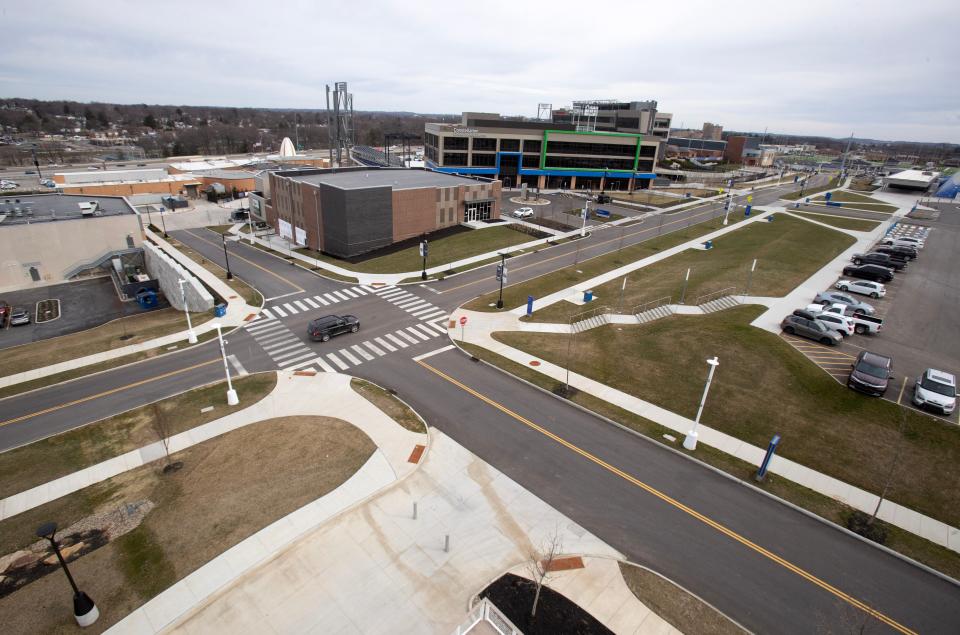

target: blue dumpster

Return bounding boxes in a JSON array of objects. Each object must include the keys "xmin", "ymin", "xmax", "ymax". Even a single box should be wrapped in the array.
[
  {"xmin": 825, "ymin": 191, "xmax": 832, "ymax": 201},
  {"xmin": 214, "ymin": 303, "xmax": 227, "ymax": 317},
  {"xmin": 703, "ymin": 240, "xmax": 713, "ymax": 249},
  {"xmin": 136, "ymin": 289, "xmax": 158, "ymax": 309},
  {"xmin": 583, "ymin": 290, "xmax": 594, "ymax": 303}
]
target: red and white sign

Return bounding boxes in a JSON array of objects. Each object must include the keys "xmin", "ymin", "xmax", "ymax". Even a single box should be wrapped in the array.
[{"xmin": 459, "ymin": 316, "xmax": 468, "ymax": 326}]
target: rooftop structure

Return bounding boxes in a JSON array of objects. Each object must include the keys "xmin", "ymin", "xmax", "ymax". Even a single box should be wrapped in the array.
[
  {"xmin": 883, "ymin": 169, "xmax": 941, "ymax": 191},
  {"xmin": 280, "ymin": 167, "xmax": 485, "ymax": 190},
  {"xmin": 0, "ymin": 193, "xmax": 136, "ymax": 226},
  {"xmin": 167, "ymin": 158, "xmax": 255, "ymax": 173}
]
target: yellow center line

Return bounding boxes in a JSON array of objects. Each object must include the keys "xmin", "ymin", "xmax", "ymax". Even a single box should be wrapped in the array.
[
  {"xmin": 185, "ymin": 229, "xmax": 305, "ymax": 293},
  {"xmin": 442, "ymin": 203, "xmax": 726, "ymax": 294},
  {"xmin": 415, "ymin": 358, "xmax": 917, "ymax": 635},
  {"xmin": 0, "ymin": 359, "xmax": 220, "ymax": 429}
]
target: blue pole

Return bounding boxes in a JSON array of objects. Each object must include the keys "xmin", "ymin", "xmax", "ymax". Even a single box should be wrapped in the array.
[{"xmin": 756, "ymin": 434, "xmax": 781, "ymax": 481}]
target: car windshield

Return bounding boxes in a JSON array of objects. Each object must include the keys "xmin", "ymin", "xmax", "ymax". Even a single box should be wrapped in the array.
[
  {"xmin": 857, "ymin": 360, "xmax": 889, "ymax": 379},
  {"xmin": 921, "ymin": 377, "xmax": 956, "ymax": 397}
]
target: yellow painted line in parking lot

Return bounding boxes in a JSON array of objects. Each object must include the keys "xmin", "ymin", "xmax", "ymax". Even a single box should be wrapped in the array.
[{"xmin": 415, "ymin": 358, "xmax": 918, "ymax": 635}]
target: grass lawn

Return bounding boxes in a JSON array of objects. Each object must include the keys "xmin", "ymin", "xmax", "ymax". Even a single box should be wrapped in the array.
[
  {"xmin": 464, "ymin": 208, "xmax": 752, "ymax": 312},
  {"xmin": 524, "ymin": 214, "xmax": 855, "ymax": 323},
  {"xmin": 206, "ymin": 224, "xmax": 234, "ymax": 235},
  {"xmin": 810, "ymin": 190, "xmax": 898, "ymax": 213},
  {"xmin": 619, "ymin": 562, "xmax": 746, "ymax": 635},
  {"xmin": 611, "ymin": 191, "xmax": 688, "ymax": 207},
  {"xmin": 294, "ymin": 225, "xmax": 533, "ymax": 274},
  {"xmin": 351, "ymin": 378, "xmax": 427, "ymax": 433},
  {"xmin": 0, "ymin": 415, "xmax": 374, "ymax": 633},
  {"xmin": 164, "ymin": 237, "xmax": 264, "ymax": 307},
  {"xmin": 652, "ymin": 187, "xmax": 721, "ymax": 198},
  {"xmin": 493, "ymin": 306, "xmax": 960, "ymax": 528},
  {"xmin": 781, "ymin": 176, "xmax": 841, "ymax": 201},
  {"xmin": 460, "ymin": 342, "xmax": 960, "ymax": 579},
  {"xmin": 790, "ymin": 212, "xmax": 881, "ymax": 232},
  {"xmin": 0, "ymin": 308, "xmax": 212, "ymax": 377},
  {"xmin": 0, "ymin": 373, "xmax": 278, "ymax": 499}
]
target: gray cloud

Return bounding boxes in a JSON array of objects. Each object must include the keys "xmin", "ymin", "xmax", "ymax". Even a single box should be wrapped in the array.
[{"xmin": 0, "ymin": 0, "xmax": 958, "ymax": 142}]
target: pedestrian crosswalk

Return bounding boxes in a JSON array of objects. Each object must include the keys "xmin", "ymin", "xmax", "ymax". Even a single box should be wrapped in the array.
[
  {"xmin": 245, "ymin": 311, "xmax": 451, "ymax": 374},
  {"xmin": 370, "ymin": 286, "xmax": 449, "ymax": 326},
  {"xmin": 254, "ymin": 285, "xmax": 374, "ymax": 321}
]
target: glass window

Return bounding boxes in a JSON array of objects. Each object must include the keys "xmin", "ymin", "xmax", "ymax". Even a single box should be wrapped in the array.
[
  {"xmin": 443, "ymin": 152, "xmax": 467, "ymax": 166},
  {"xmin": 523, "ymin": 140, "xmax": 541, "ymax": 153},
  {"xmin": 471, "ymin": 153, "xmax": 496, "ymax": 166},
  {"xmin": 443, "ymin": 136, "xmax": 468, "ymax": 150},
  {"xmin": 473, "ymin": 138, "xmax": 496, "ymax": 151},
  {"xmin": 500, "ymin": 139, "xmax": 520, "ymax": 152}
]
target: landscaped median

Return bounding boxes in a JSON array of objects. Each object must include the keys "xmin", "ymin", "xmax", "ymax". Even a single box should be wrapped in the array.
[
  {"xmin": 0, "ymin": 371, "xmax": 429, "ymax": 633},
  {"xmin": 787, "ymin": 211, "xmax": 881, "ymax": 232},
  {"xmin": 808, "ymin": 190, "xmax": 898, "ymax": 213},
  {"xmin": 780, "ymin": 175, "xmax": 841, "ymax": 201},
  {"xmin": 470, "ymin": 305, "xmax": 960, "ymax": 577}
]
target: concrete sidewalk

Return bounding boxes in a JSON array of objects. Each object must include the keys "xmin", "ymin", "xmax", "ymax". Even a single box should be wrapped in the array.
[
  {"xmin": 0, "ymin": 229, "xmax": 258, "ymax": 392},
  {"xmin": 141, "ymin": 431, "xmax": 652, "ymax": 635},
  {"xmin": 0, "ymin": 372, "xmax": 425, "ymax": 522}
]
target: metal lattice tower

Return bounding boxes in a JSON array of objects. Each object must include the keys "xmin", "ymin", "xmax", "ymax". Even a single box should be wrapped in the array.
[
  {"xmin": 537, "ymin": 103, "xmax": 553, "ymax": 121},
  {"xmin": 326, "ymin": 82, "xmax": 355, "ymax": 166}
]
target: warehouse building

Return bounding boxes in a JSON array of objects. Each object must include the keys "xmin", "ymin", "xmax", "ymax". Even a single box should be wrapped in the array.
[
  {"xmin": 424, "ymin": 100, "xmax": 667, "ymax": 191},
  {"xmin": 265, "ymin": 167, "xmax": 500, "ymax": 258}
]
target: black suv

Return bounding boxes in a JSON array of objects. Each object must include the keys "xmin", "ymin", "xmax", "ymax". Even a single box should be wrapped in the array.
[
  {"xmin": 842, "ymin": 263, "xmax": 894, "ymax": 283},
  {"xmin": 851, "ymin": 252, "xmax": 906, "ymax": 271},
  {"xmin": 874, "ymin": 244, "xmax": 917, "ymax": 261},
  {"xmin": 848, "ymin": 350, "xmax": 893, "ymax": 396},
  {"xmin": 307, "ymin": 315, "xmax": 359, "ymax": 342}
]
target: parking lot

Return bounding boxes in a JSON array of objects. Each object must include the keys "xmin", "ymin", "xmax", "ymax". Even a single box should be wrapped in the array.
[
  {"xmin": 499, "ymin": 190, "xmax": 649, "ymax": 229},
  {"xmin": 0, "ymin": 277, "xmax": 169, "ymax": 349},
  {"xmin": 781, "ymin": 217, "xmax": 960, "ymax": 423}
]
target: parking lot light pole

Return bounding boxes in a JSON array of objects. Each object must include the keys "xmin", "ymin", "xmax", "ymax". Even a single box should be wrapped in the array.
[
  {"xmin": 177, "ymin": 278, "xmax": 198, "ymax": 344},
  {"xmin": 159, "ymin": 207, "xmax": 169, "ymax": 237},
  {"xmin": 683, "ymin": 357, "xmax": 719, "ymax": 451},
  {"xmin": 580, "ymin": 200, "xmax": 589, "ymax": 238},
  {"xmin": 495, "ymin": 253, "xmax": 507, "ymax": 309},
  {"xmin": 220, "ymin": 233, "xmax": 234, "ymax": 280},
  {"xmin": 420, "ymin": 238, "xmax": 428, "ymax": 281},
  {"xmin": 213, "ymin": 323, "xmax": 239, "ymax": 406},
  {"xmin": 36, "ymin": 522, "xmax": 99, "ymax": 627}
]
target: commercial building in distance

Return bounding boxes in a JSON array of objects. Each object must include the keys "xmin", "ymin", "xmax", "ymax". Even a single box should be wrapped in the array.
[
  {"xmin": 264, "ymin": 167, "xmax": 499, "ymax": 258},
  {"xmin": 724, "ymin": 136, "xmax": 776, "ymax": 167},
  {"xmin": 424, "ymin": 99, "xmax": 669, "ymax": 191},
  {"xmin": 883, "ymin": 169, "xmax": 940, "ymax": 191}
]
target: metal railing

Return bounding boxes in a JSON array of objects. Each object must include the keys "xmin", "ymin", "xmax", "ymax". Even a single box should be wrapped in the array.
[
  {"xmin": 694, "ymin": 286, "xmax": 737, "ymax": 306},
  {"xmin": 570, "ymin": 304, "xmax": 611, "ymax": 332},
  {"xmin": 451, "ymin": 598, "xmax": 523, "ymax": 635},
  {"xmin": 631, "ymin": 296, "xmax": 671, "ymax": 316}
]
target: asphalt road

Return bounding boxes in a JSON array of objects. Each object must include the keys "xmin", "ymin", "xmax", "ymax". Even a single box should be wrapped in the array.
[{"xmin": 3, "ymin": 173, "xmax": 958, "ymax": 632}]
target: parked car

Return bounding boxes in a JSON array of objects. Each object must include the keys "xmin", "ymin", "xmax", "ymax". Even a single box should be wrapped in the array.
[
  {"xmin": 807, "ymin": 303, "xmax": 883, "ymax": 335},
  {"xmin": 842, "ymin": 263, "xmax": 894, "ymax": 283},
  {"xmin": 307, "ymin": 315, "xmax": 359, "ymax": 342},
  {"xmin": 913, "ymin": 369, "xmax": 956, "ymax": 415},
  {"xmin": 851, "ymin": 252, "xmax": 907, "ymax": 271},
  {"xmin": 595, "ymin": 193, "xmax": 611, "ymax": 204},
  {"xmin": 797, "ymin": 306, "xmax": 854, "ymax": 336},
  {"xmin": 881, "ymin": 235, "xmax": 924, "ymax": 249},
  {"xmin": 847, "ymin": 351, "xmax": 893, "ymax": 396},
  {"xmin": 86, "ymin": 166, "xmax": 100, "ymax": 170},
  {"xmin": 512, "ymin": 207, "xmax": 534, "ymax": 219},
  {"xmin": 834, "ymin": 279, "xmax": 885, "ymax": 299},
  {"xmin": 814, "ymin": 290, "xmax": 875, "ymax": 315},
  {"xmin": 24, "ymin": 170, "xmax": 35, "ymax": 175},
  {"xmin": 9, "ymin": 307, "xmax": 31, "ymax": 326},
  {"xmin": 0, "ymin": 300, "xmax": 9, "ymax": 326},
  {"xmin": 781, "ymin": 313, "xmax": 842, "ymax": 346},
  {"xmin": 137, "ymin": 163, "xmax": 147, "ymax": 167},
  {"xmin": 874, "ymin": 244, "xmax": 917, "ymax": 261}
]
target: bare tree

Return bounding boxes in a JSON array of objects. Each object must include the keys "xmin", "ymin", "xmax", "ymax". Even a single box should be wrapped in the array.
[
  {"xmin": 151, "ymin": 403, "xmax": 181, "ymax": 473},
  {"xmin": 526, "ymin": 529, "xmax": 563, "ymax": 619}
]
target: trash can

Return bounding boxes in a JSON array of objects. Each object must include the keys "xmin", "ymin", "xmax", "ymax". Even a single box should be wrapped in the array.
[
  {"xmin": 136, "ymin": 290, "xmax": 158, "ymax": 309},
  {"xmin": 583, "ymin": 290, "xmax": 594, "ymax": 303},
  {"xmin": 214, "ymin": 303, "xmax": 227, "ymax": 317},
  {"xmin": 703, "ymin": 240, "xmax": 713, "ymax": 249},
  {"xmin": 744, "ymin": 205, "xmax": 752, "ymax": 217}
]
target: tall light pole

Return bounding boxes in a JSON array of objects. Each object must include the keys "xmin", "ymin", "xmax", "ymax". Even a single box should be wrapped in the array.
[
  {"xmin": 220, "ymin": 233, "xmax": 233, "ymax": 280},
  {"xmin": 159, "ymin": 206, "xmax": 169, "ymax": 237},
  {"xmin": 580, "ymin": 200, "xmax": 590, "ymax": 238},
  {"xmin": 495, "ymin": 253, "xmax": 507, "ymax": 309},
  {"xmin": 722, "ymin": 178, "xmax": 734, "ymax": 225},
  {"xmin": 420, "ymin": 237, "xmax": 428, "ymax": 281},
  {"xmin": 177, "ymin": 278, "xmax": 198, "ymax": 344},
  {"xmin": 683, "ymin": 356, "xmax": 719, "ymax": 450},
  {"xmin": 36, "ymin": 522, "xmax": 99, "ymax": 627},
  {"xmin": 213, "ymin": 323, "xmax": 239, "ymax": 405}
]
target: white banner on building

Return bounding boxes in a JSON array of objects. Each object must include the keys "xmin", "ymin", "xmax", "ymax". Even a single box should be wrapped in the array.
[
  {"xmin": 295, "ymin": 226, "xmax": 307, "ymax": 246},
  {"xmin": 278, "ymin": 219, "xmax": 293, "ymax": 240}
]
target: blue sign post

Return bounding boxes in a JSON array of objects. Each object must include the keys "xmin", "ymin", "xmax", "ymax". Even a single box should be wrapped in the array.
[
  {"xmin": 526, "ymin": 296, "xmax": 534, "ymax": 316},
  {"xmin": 596, "ymin": 209, "xmax": 611, "ymax": 219},
  {"xmin": 755, "ymin": 434, "xmax": 781, "ymax": 482}
]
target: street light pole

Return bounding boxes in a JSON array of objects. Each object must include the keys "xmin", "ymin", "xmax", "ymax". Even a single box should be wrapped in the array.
[
  {"xmin": 420, "ymin": 237, "xmax": 428, "ymax": 281},
  {"xmin": 213, "ymin": 323, "xmax": 239, "ymax": 405},
  {"xmin": 178, "ymin": 278, "xmax": 198, "ymax": 344},
  {"xmin": 36, "ymin": 522, "xmax": 99, "ymax": 627},
  {"xmin": 220, "ymin": 233, "xmax": 233, "ymax": 280},
  {"xmin": 495, "ymin": 253, "xmax": 507, "ymax": 309},
  {"xmin": 683, "ymin": 356, "xmax": 720, "ymax": 450},
  {"xmin": 159, "ymin": 206, "xmax": 168, "ymax": 237},
  {"xmin": 745, "ymin": 259, "xmax": 757, "ymax": 296},
  {"xmin": 580, "ymin": 200, "xmax": 589, "ymax": 238}
]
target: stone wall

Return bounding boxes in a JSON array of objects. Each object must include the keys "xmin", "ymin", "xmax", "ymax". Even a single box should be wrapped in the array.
[{"xmin": 143, "ymin": 242, "xmax": 214, "ymax": 312}]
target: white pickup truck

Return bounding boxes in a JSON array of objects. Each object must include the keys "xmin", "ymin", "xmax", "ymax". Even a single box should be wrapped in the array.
[{"xmin": 806, "ymin": 303, "xmax": 883, "ymax": 335}]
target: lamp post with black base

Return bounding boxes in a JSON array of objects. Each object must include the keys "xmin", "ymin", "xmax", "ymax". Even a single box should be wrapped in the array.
[{"xmin": 36, "ymin": 522, "xmax": 99, "ymax": 627}]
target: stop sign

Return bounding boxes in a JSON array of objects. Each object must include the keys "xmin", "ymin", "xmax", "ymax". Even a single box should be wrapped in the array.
[{"xmin": 459, "ymin": 316, "xmax": 468, "ymax": 326}]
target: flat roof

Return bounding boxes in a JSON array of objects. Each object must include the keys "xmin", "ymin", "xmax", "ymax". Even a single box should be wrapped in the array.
[
  {"xmin": 284, "ymin": 168, "xmax": 487, "ymax": 190},
  {"xmin": 0, "ymin": 194, "xmax": 136, "ymax": 227},
  {"xmin": 885, "ymin": 169, "xmax": 940, "ymax": 184}
]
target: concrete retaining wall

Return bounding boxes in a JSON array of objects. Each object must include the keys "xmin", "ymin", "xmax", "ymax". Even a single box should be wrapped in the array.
[{"xmin": 143, "ymin": 242, "xmax": 214, "ymax": 312}]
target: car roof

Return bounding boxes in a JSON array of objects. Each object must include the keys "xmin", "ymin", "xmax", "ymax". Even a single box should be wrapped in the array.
[
  {"xmin": 925, "ymin": 369, "xmax": 956, "ymax": 386},
  {"xmin": 860, "ymin": 351, "xmax": 892, "ymax": 366}
]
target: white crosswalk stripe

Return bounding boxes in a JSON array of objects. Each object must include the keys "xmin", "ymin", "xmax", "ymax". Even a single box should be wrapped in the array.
[
  {"xmin": 413, "ymin": 323, "xmax": 439, "ymax": 338},
  {"xmin": 332, "ymin": 290, "xmax": 350, "ymax": 301},
  {"xmin": 350, "ymin": 286, "xmax": 368, "ymax": 295},
  {"xmin": 312, "ymin": 357, "xmax": 336, "ymax": 372},
  {"xmin": 395, "ymin": 298, "xmax": 422, "ymax": 308},
  {"xmin": 282, "ymin": 302, "xmax": 299, "ymax": 314},
  {"xmin": 326, "ymin": 353, "xmax": 350, "ymax": 370},
  {"xmin": 417, "ymin": 309, "xmax": 446, "ymax": 320},
  {"xmin": 262, "ymin": 340, "xmax": 303, "ymax": 354},
  {"xmin": 374, "ymin": 337, "xmax": 396, "ymax": 352},
  {"xmin": 340, "ymin": 288, "xmax": 359, "ymax": 298},
  {"xmin": 385, "ymin": 333, "xmax": 409, "ymax": 348},
  {"xmin": 425, "ymin": 320, "xmax": 449, "ymax": 334},
  {"xmin": 294, "ymin": 300, "xmax": 310, "ymax": 311},
  {"xmin": 259, "ymin": 308, "xmax": 275, "ymax": 319},
  {"xmin": 405, "ymin": 326, "xmax": 431, "ymax": 342},
  {"xmin": 274, "ymin": 346, "xmax": 313, "ymax": 361},
  {"xmin": 338, "ymin": 348, "xmax": 363, "ymax": 365},
  {"xmin": 397, "ymin": 330, "xmax": 420, "ymax": 345},
  {"xmin": 246, "ymin": 320, "xmax": 282, "ymax": 333},
  {"xmin": 271, "ymin": 305, "xmax": 288, "ymax": 317},
  {"xmin": 410, "ymin": 306, "xmax": 439, "ymax": 317},
  {"xmin": 362, "ymin": 341, "xmax": 385, "ymax": 356},
  {"xmin": 303, "ymin": 297, "xmax": 320, "ymax": 309},
  {"xmin": 254, "ymin": 332, "xmax": 292, "ymax": 346},
  {"xmin": 313, "ymin": 295, "xmax": 329, "ymax": 306},
  {"xmin": 278, "ymin": 352, "xmax": 316, "ymax": 367},
  {"xmin": 351, "ymin": 344, "xmax": 374, "ymax": 361},
  {"xmin": 323, "ymin": 293, "xmax": 339, "ymax": 304}
]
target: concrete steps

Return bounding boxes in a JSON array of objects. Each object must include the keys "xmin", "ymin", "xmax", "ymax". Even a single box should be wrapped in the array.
[
  {"xmin": 699, "ymin": 295, "xmax": 740, "ymax": 313},
  {"xmin": 572, "ymin": 313, "xmax": 609, "ymax": 333},
  {"xmin": 635, "ymin": 305, "xmax": 674, "ymax": 324}
]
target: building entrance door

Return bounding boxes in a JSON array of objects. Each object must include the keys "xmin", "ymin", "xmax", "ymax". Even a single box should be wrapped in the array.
[{"xmin": 464, "ymin": 200, "xmax": 492, "ymax": 222}]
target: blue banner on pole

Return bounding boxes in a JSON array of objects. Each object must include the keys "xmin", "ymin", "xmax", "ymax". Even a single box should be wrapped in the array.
[
  {"xmin": 596, "ymin": 209, "xmax": 611, "ymax": 218},
  {"xmin": 756, "ymin": 434, "xmax": 781, "ymax": 481}
]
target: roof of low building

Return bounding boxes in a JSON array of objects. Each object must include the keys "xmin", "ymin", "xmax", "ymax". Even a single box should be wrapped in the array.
[
  {"xmin": 885, "ymin": 169, "xmax": 940, "ymax": 184},
  {"xmin": 199, "ymin": 169, "xmax": 258, "ymax": 180},
  {"xmin": 281, "ymin": 168, "xmax": 489, "ymax": 190},
  {"xmin": 0, "ymin": 194, "xmax": 137, "ymax": 227}
]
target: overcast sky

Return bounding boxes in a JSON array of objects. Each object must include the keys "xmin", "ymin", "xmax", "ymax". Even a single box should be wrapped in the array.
[{"xmin": 1, "ymin": 0, "xmax": 958, "ymax": 143}]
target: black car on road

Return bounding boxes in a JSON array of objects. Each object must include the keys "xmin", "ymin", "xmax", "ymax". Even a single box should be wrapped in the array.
[
  {"xmin": 848, "ymin": 350, "xmax": 893, "ymax": 397},
  {"xmin": 851, "ymin": 252, "xmax": 906, "ymax": 271},
  {"xmin": 308, "ymin": 315, "xmax": 359, "ymax": 342},
  {"xmin": 842, "ymin": 263, "xmax": 894, "ymax": 283}
]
